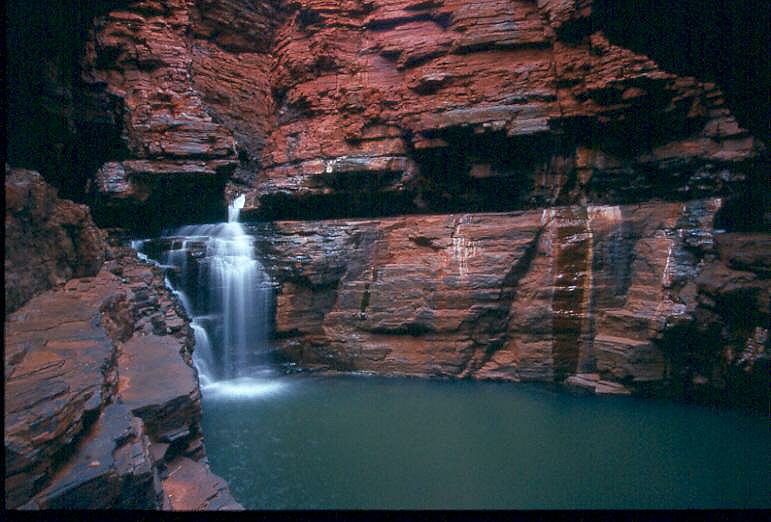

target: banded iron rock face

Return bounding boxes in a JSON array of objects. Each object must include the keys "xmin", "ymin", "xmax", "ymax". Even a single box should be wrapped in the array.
[
  {"xmin": 3, "ymin": 0, "xmax": 769, "ymax": 510},
  {"xmin": 256, "ymin": 0, "xmax": 760, "ymax": 217},
  {"xmin": 253, "ymin": 199, "xmax": 764, "ymax": 406},
  {"xmin": 79, "ymin": 0, "xmax": 761, "ymax": 222},
  {"xmin": 248, "ymin": 200, "xmax": 721, "ymax": 390},
  {"xmin": 5, "ymin": 167, "xmax": 107, "ymax": 315},
  {"xmin": 143, "ymin": 198, "xmax": 768, "ymax": 407},
  {"xmin": 4, "ymin": 246, "xmax": 242, "ymax": 510}
]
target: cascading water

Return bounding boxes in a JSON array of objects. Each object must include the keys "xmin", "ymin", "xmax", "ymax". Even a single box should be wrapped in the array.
[{"xmin": 134, "ymin": 195, "xmax": 284, "ymax": 398}]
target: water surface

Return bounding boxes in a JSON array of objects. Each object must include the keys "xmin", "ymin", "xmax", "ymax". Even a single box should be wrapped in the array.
[{"xmin": 200, "ymin": 374, "xmax": 769, "ymax": 509}]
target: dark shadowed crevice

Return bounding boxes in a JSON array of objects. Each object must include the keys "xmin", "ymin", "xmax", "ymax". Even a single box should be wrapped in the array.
[
  {"xmin": 592, "ymin": 1, "xmax": 769, "ymax": 233},
  {"xmin": 713, "ymin": 157, "xmax": 770, "ymax": 232},
  {"xmin": 5, "ymin": 0, "xmax": 127, "ymax": 202},
  {"xmin": 91, "ymin": 175, "xmax": 229, "ymax": 236},
  {"xmin": 593, "ymin": 0, "xmax": 769, "ymax": 145},
  {"xmin": 252, "ymin": 189, "xmax": 417, "ymax": 221}
]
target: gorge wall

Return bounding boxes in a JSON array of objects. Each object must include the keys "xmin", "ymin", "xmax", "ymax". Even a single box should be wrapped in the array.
[
  {"xmin": 5, "ymin": 3, "xmax": 769, "ymax": 500},
  {"xmin": 58, "ymin": 0, "xmax": 764, "ymax": 407},
  {"xmin": 5, "ymin": 0, "xmax": 769, "ymax": 509},
  {"xmin": 6, "ymin": 0, "xmax": 767, "ymax": 227},
  {"xmin": 144, "ymin": 197, "xmax": 767, "ymax": 409},
  {"xmin": 261, "ymin": 203, "xmax": 766, "ymax": 409}
]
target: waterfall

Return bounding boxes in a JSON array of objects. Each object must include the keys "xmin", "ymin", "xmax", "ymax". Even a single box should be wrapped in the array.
[
  {"xmin": 228, "ymin": 193, "xmax": 246, "ymax": 223},
  {"xmin": 138, "ymin": 196, "xmax": 277, "ymax": 393}
]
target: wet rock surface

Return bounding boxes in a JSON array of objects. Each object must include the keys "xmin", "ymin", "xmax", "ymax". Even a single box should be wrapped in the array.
[
  {"xmin": 236, "ymin": 199, "xmax": 765, "ymax": 409},
  {"xmin": 119, "ymin": 334, "xmax": 201, "ymax": 445},
  {"xmin": 657, "ymin": 231, "xmax": 770, "ymax": 409},
  {"xmin": 24, "ymin": 403, "xmax": 159, "ymax": 510},
  {"xmin": 5, "ymin": 237, "xmax": 242, "ymax": 510},
  {"xmin": 5, "ymin": 275, "xmax": 122, "ymax": 507},
  {"xmin": 162, "ymin": 456, "xmax": 242, "ymax": 511}
]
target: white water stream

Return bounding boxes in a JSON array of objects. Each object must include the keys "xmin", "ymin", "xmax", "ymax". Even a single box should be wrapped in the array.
[{"xmin": 134, "ymin": 196, "xmax": 285, "ymax": 398}]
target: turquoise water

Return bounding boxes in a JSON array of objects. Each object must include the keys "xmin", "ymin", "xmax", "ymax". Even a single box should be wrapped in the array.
[{"xmin": 199, "ymin": 374, "xmax": 770, "ymax": 509}]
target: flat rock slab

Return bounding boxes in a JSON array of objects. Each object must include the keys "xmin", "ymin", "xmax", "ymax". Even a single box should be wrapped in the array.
[
  {"xmin": 162, "ymin": 457, "xmax": 242, "ymax": 510},
  {"xmin": 27, "ymin": 403, "xmax": 159, "ymax": 509},
  {"xmin": 4, "ymin": 272, "xmax": 122, "ymax": 507},
  {"xmin": 118, "ymin": 334, "xmax": 200, "ymax": 441}
]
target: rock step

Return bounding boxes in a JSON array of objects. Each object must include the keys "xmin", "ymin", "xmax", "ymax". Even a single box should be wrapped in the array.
[
  {"xmin": 162, "ymin": 457, "xmax": 243, "ymax": 510},
  {"xmin": 118, "ymin": 334, "xmax": 200, "ymax": 442},
  {"xmin": 565, "ymin": 373, "xmax": 632, "ymax": 395},
  {"xmin": 593, "ymin": 334, "xmax": 651, "ymax": 351},
  {"xmin": 597, "ymin": 309, "xmax": 657, "ymax": 339},
  {"xmin": 23, "ymin": 404, "xmax": 160, "ymax": 510},
  {"xmin": 4, "ymin": 273, "xmax": 122, "ymax": 508},
  {"xmin": 5, "ymin": 247, "xmax": 242, "ymax": 510}
]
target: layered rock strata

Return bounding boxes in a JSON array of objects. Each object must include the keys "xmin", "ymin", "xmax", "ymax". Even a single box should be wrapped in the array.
[
  {"xmin": 81, "ymin": 0, "xmax": 277, "ymax": 229},
  {"xmin": 255, "ymin": 0, "xmax": 761, "ymax": 218},
  {"xmin": 231, "ymin": 198, "xmax": 762, "ymax": 408},
  {"xmin": 5, "ymin": 247, "xmax": 242, "ymax": 510},
  {"xmin": 5, "ymin": 0, "xmax": 766, "ymax": 406},
  {"xmin": 4, "ymin": 172, "xmax": 240, "ymax": 510},
  {"xmin": 69, "ymin": 0, "xmax": 762, "ymax": 225},
  {"xmin": 659, "ymin": 232, "xmax": 770, "ymax": 407},
  {"xmin": 5, "ymin": 0, "xmax": 767, "ymax": 510}
]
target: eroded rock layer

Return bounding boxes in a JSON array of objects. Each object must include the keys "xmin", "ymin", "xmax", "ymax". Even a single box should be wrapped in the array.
[
  {"xmin": 4, "ymin": 1, "xmax": 769, "ymax": 511},
  {"xmin": 65, "ymin": 0, "xmax": 762, "ymax": 225},
  {"xmin": 4, "ymin": 172, "xmax": 241, "ymax": 510},
  {"xmin": 5, "ymin": 167, "xmax": 107, "ymax": 315},
  {"xmin": 4, "ymin": 246, "xmax": 242, "ymax": 510},
  {"xmin": 255, "ymin": 0, "xmax": 761, "ymax": 218},
  {"xmin": 5, "ymin": 1, "xmax": 767, "ymax": 402}
]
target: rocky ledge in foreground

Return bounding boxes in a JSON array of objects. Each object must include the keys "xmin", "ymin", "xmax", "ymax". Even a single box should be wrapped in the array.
[
  {"xmin": 5, "ymin": 248, "xmax": 242, "ymax": 510},
  {"xmin": 4, "ymin": 169, "xmax": 240, "ymax": 510}
]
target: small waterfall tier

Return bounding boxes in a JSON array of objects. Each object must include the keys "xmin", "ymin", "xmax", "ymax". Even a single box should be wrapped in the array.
[{"xmin": 134, "ymin": 195, "xmax": 275, "ymax": 391}]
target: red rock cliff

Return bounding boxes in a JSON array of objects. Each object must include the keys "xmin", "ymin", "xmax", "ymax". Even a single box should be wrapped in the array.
[
  {"xmin": 76, "ymin": 0, "xmax": 762, "ymax": 223},
  {"xmin": 44, "ymin": 0, "xmax": 771, "ymax": 407},
  {"xmin": 6, "ymin": 1, "xmax": 769, "ymax": 413},
  {"xmin": 7, "ymin": 0, "xmax": 767, "ymax": 510}
]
